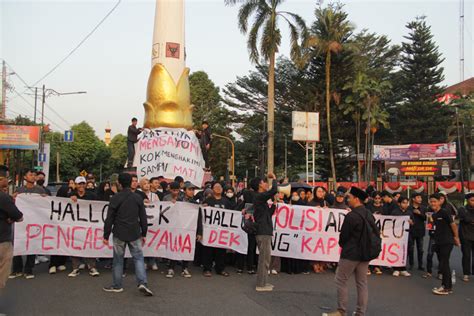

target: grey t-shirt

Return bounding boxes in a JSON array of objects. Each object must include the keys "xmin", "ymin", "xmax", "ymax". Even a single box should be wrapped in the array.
[{"xmin": 17, "ymin": 185, "xmax": 46, "ymax": 194}]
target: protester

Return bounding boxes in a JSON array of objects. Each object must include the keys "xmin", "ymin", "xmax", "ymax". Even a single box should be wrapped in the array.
[
  {"xmin": 391, "ymin": 197, "xmax": 413, "ymax": 277},
  {"xmin": 408, "ymin": 193, "xmax": 426, "ymax": 271},
  {"xmin": 309, "ymin": 186, "xmax": 329, "ymax": 207},
  {"xmin": 225, "ymin": 186, "xmax": 238, "ymax": 209},
  {"xmin": 68, "ymin": 176, "xmax": 100, "ymax": 277},
  {"xmin": 56, "ymin": 178, "xmax": 75, "ymax": 197},
  {"xmin": 439, "ymin": 191, "xmax": 458, "ymax": 216},
  {"xmin": 367, "ymin": 191, "xmax": 383, "ymax": 215},
  {"xmin": 381, "ymin": 191, "xmax": 398, "ymax": 215},
  {"xmin": 458, "ymin": 192, "xmax": 474, "ymax": 282},
  {"xmin": 324, "ymin": 187, "xmax": 378, "ymax": 316},
  {"xmin": 137, "ymin": 177, "xmax": 159, "ymax": 203},
  {"xmin": 10, "ymin": 169, "xmax": 46, "ymax": 280},
  {"xmin": 197, "ymin": 121, "xmax": 212, "ymax": 171},
  {"xmin": 97, "ymin": 182, "xmax": 115, "ymax": 202},
  {"xmin": 127, "ymin": 117, "xmax": 142, "ymax": 168},
  {"xmin": 0, "ymin": 166, "xmax": 23, "ymax": 289},
  {"xmin": 150, "ymin": 177, "xmax": 163, "ymax": 200},
  {"xmin": 429, "ymin": 193, "xmax": 460, "ymax": 295},
  {"xmin": 332, "ymin": 191, "xmax": 349, "ymax": 210},
  {"xmin": 130, "ymin": 175, "xmax": 139, "ymax": 192},
  {"xmin": 235, "ymin": 188, "xmax": 257, "ymax": 275},
  {"xmin": 35, "ymin": 171, "xmax": 51, "ymax": 196},
  {"xmin": 201, "ymin": 182, "xmax": 232, "ymax": 277},
  {"xmin": 423, "ymin": 204, "xmax": 440, "ymax": 279},
  {"xmin": 251, "ymin": 172, "xmax": 277, "ymax": 292},
  {"xmin": 102, "ymin": 173, "xmax": 152, "ymax": 296}
]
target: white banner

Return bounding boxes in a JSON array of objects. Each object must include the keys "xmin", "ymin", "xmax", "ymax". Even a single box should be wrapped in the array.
[
  {"xmin": 200, "ymin": 207, "xmax": 248, "ymax": 254},
  {"xmin": 13, "ymin": 195, "xmax": 199, "ymax": 261},
  {"xmin": 271, "ymin": 204, "xmax": 409, "ymax": 267},
  {"xmin": 136, "ymin": 128, "xmax": 205, "ymax": 186}
]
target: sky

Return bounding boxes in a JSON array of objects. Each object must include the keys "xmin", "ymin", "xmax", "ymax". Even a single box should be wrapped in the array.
[{"xmin": 1, "ymin": 0, "xmax": 473, "ymax": 139}]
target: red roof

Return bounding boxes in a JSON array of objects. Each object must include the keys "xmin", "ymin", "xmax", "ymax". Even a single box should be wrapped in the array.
[{"xmin": 444, "ymin": 77, "xmax": 474, "ymax": 95}]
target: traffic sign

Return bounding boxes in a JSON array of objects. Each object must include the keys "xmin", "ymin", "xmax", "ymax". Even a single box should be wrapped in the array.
[
  {"xmin": 38, "ymin": 153, "xmax": 46, "ymax": 162},
  {"xmin": 64, "ymin": 130, "xmax": 74, "ymax": 142},
  {"xmin": 34, "ymin": 166, "xmax": 43, "ymax": 171}
]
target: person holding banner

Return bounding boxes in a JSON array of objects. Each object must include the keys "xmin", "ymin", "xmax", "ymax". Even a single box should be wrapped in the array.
[
  {"xmin": 429, "ymin": 193, "xmax": 460, "ymax": 295},
  {"xmin": 68, "ymin": 176, "xmax": 100, "ymax": 278},
  {"xmin": 202, "ymin": 182, "xmax": 232, "ymax": 277},
  {"xmin": 391, "ymin": 197, "xmax": 413, "ymax": 277},
  {"xmin": 103, "ymin": 173, "xmax": 153, "ymax": 296},
  {"xmin": 250, "ymin": 172, "xmax": 277, "ymax": 292},
  {"xmin": 10, "ymin": 169, "xmax": 46, "ymax": 280},
  {"xmin": 0, "ymin": 166, "xmax": 23, "ymax": 289},
  {"xmin": 324, "ymin": 187, "xmax": 377, "ymax": 316}
]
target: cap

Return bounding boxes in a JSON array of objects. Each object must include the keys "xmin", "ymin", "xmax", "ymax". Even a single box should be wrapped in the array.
[
  {"xmin": 465, "ymin": 192, "xmax": 474, "ymax": 200},
  {"xmin": 169, "ymin": 181, "xmax": 180, "ymax": 190},
  {"xmin": 75, "ymin": 176, "xmax": 87, "ymax": 184},
  {"xmin": 184, "ymin": 181, "xmax": 198, "ymax": 190},
  {"xmin": 349, "ymin": 187, "xmax": 369, "ymax": 202},
  {"xmin": 336, "ymin": 191, "xmax": 345, "ymax": 197}
]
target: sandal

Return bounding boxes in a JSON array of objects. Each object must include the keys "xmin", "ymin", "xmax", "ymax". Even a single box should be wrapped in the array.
[
  {"xmin": 218, "ymin": 271, "xmax": 230, "ymax": 277},
  {"xmin": 203, "ymin": 271, "xmax": 212, "ymax": 277}
]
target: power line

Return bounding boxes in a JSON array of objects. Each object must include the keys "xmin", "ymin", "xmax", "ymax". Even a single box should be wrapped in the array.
[{"xmin": 29, "ymin": 0, "xmax": 122, "ymax": 87}]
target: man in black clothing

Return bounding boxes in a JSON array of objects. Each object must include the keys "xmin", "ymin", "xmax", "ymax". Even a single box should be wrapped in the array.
[
  {"xmin": 0, "ymin": 166, "xmax": 23, "ymax": 289},
  {"xmin": 381, "ymin": 191, "xmax": 398, "ymax": 215},
  {"xmin": 429, "ymin": 193, "xmax": 460, "ymax": 295},
  {"xmin": 127, "ymin": 117, "xmax": 142, "ymax": 168},
  {"xmin": 325, "ymin": 187, "xmax": 378, "ymax": 316},
  {"xmin": 408, "ymin": 193, "xmax": 426, "ymax": 270},
  {"xmin": 202, "ymin": 182, "xmax": 232, "ymax": 277},
  {"xmin": 197, "ymin": 121, "xmax": 212, "ymax": 170},
  {"xmin": 103, "ymin": 173, "xmax": 152, "ymax": 296},
  {"xmin": 250, "ymin": 173, "xmax": 277, "ymax": 292},
  {"xmin": 459, "ymin": 192, "xmax": 474, "ymax": 282}
]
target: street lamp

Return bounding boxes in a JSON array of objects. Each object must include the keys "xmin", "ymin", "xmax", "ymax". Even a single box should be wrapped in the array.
[{"xmin": 212, "ymin": 133, "xmax": 235, "ymax": 187}]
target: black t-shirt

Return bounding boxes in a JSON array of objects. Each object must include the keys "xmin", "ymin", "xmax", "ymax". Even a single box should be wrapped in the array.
[
  {"xmin": 432, "ymin": 208, "xmax": 454, "ymax": 245},
  {"xmin": 204, "ymin": 196, "xmax": 232, "ymax": 210},
  {"xmin": 69, "ymin": 190, "xmax": 97, "ymax": 201}
]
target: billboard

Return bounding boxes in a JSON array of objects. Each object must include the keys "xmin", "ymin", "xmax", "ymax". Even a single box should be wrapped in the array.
[
  {"xmin": 0, "ymin": 125, "xmax": 40, "ymax": 150},
  {"xmin": 292, "ymin": 111, "xmax": 320, "ymax": 142},
  {"xmin": 373, "ymin": 143, "xmax": 456, "ymax": 161},
  {"xmin": 385, "ymin": 160, "xmax": 452, "ymax": 177}
]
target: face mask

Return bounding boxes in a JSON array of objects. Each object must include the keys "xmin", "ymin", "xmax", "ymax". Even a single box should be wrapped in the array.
[
  {"xmin": 226, "ymin": 193, "xmax": 234, "ymax": 198},
  {"xmin": 292, "ymin": 196, "xmax": 300, "ymax": 202},
  {"xmin": 36, "ymin": 179, "xmax": 45, "ymax": 186}
]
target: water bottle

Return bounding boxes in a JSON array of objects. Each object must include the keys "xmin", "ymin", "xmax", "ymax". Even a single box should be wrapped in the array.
[{"xmin": 451, "ymin": 270, "xmax": 456, "ymax": 285}]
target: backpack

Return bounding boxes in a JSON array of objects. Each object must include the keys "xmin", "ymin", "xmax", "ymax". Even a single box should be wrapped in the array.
[{"xmin": 354, "ymin": 210, "xmax": 382, "ymax": 262}]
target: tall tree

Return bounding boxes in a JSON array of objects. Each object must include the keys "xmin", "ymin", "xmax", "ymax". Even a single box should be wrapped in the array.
[
  {"xmin": 392, "ymin": 16, "xmax": 452, "ymax": 144},
  {"xmin": 301, "ymin": 3, "xmax": 354, "ymax": 185},
  {"xmin": 225, "ymin": 0, "xmax": 307, "ymax": 173}
]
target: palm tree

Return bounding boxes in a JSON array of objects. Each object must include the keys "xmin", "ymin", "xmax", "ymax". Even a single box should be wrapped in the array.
[
  {"xmin": 300, "ymin": 4, "xmax": 353, "ymax": 185},
  {"xmin": 225, "ymin": 0, "xmax": 307, "ymax": 174}
]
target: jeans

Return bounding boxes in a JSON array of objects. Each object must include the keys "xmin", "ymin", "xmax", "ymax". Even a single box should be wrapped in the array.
[
  {"xmin": 12, "ymin": 255, "xmax": 35, "ymax": 274},
  {"xmin": 435, "ymin": 244, "xmax": 453, "ymax": 290},
  {"xmin": 408, "ymin": 235, "xmax": 424, "ymax": 268},
  {"xmin": 112, "ymin": 237, "xmax": 147, "ymax": 288},
  {"xmin": 336, "ymin": 259, "xmax": 370, "ymax": 316},
  {"xmin": 461, "ymin": 238, "xmax": 474, "ymax": 276},
  {"xmin": 426, "ymin": 236, "xmax": 438, "ymax": 274},
  {"xmin": 256, "ymin": 235, "xmax": 272, "ymax": 287},
  {"xmin": 127, "ymin": 141, "xmax": 135, "ymax": 167}
]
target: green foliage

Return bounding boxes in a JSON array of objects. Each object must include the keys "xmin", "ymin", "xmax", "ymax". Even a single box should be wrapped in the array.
[{"xmin": 108, "ymin": 134, "xmax": 127, "ymax": 173}]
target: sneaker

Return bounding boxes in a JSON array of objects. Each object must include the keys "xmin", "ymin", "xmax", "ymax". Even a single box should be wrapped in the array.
[
  {"xmin": 247, "ymin": 270, "xmax": 256, "ymax": 275},
  {"xmin": 374, "ymin": 267, "xmax": 383, "ymax": 275},
  {"xmin": 181, "ymin": 268, "xmax": 192, "ymax": 278},
  {"xmin": 432, "ymin": 287, "xmax": 452, "ymax": 295},
  {"xmin": 38, "ymin": 255, "xmax": 49, "ymax": 263},
  {"xmin": 8, "ymin": 272, "xmax": 23, "ymax": 279},
  {"xmin": 422, "ymin": 272, "xmax": 432, "ymax": 278},
  {"xmin": 437, "ymin": 274, "xmax": 443, "ymax": 280},
  {"xmin": 236, "ymin": 269, "xmax": 243, "ymax": 274},
  {"xmin": 266, "ymin": 283, "xmax": 274, "ymax": 288},
  {"xmin": 24, "ymin": 273, "xmax": 35, "ymax": 279},
  {"xmin": 103, "ymin": 286, "xmax": 124, "ymax": 293},
  {"xmin": 392, "ymin": 270, "xmax": 400, "ymax": 277},
  {"xmin": 151, "ymin": 263, "xmax": 159, "ymax": 271},
  {"xmin": 49, "ymin": 266, "xmax": 57, "ymax": 274},
  {"xmin": 68, "ymin": 269, "xmax": 80, "ymax": 277},
  {"xmin": 255, "ymin": 285, "xmax": 273, "ymax": 292},
  {"xmin": 367, "ymin": 269, "xmax": 372, "ymax": 276},
  {"xmin": 35, "ymin": 258, "xmax": 40, "ymax": 265},
  {"xmin": 400, "ymin": 271, "xmax": 411, "ymax": 277},
  {"xmin": 89, "ymin": 268, "xmax": 100, "ymax": 277},
  {"xmin": 302, "ymin": 271, "xmax": 310, "ymax": 275},
  {"xmin": 271, "ymin": 269, "xmax": 278, "ymax": 275},
  {"xmin": 58, "ymin": 265, "xmax": 67, "ymax": 272},
  {"xmin": 322, "ymin": 311, "xmax": 344, "ymax": 316},
  {"xmin": 462, "ymin": 275, "xmax": 469, "ymax": 282},
  {"xmin": 138, "ymin": 284, "xmax": 153, "ymax": 296},
  {"xmin": 166, "ymin": 269, "xmax": 175, "ymax": 278},
  {"xmin": 78, "ymin": 263, "xmax": 86, "ymax": 270}
]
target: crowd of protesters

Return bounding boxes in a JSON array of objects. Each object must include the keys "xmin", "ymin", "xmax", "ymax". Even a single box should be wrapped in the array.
[{"xmin": 1, "ymin": 166, "xmax": 473, "ymax": 299}]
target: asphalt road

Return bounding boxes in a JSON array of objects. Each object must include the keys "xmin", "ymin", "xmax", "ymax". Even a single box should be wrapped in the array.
[{"xmin": 1, "ymin": 249, "xmax": 473, "ymax": 316}]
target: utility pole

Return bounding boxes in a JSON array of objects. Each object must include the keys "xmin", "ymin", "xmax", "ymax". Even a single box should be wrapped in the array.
[
  {"xmin": 284, "ymin": 135, "xmax": 288, "ymax": 179},
  {"xmin": 33, "ymin": 87, "xmax": 38, "ymax": 123},
  {"xmin": 1, "ymin": 60, "xmax": 6, "ymax": 119},
  {"xmin": 56, "ymin": 152, "xmax": 61, "ymax": 183},
  {"xmin": 460, "ymin": 0, "xmax": 464, "ymax": 82}
]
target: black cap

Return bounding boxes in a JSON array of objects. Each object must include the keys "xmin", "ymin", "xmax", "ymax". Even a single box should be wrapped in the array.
[
  {"xmin": 349, "ymin": 187, "xmax": 368, "ymax": 202},
  {"xmin": 466, "ymin": 192, "xmax": 474, "ymax": 200},
  {"xmin": 169, "ymin": 181, "xmax": 180, "ymax": 190},
  {"xmin": 381, "ymin": 190, "xmax": 393, "ymax": 198}
]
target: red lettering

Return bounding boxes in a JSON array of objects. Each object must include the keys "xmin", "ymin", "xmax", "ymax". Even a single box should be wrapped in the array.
[
  {"xmin": 276, "ymin": 205, "xmax": 289, "ymax": 229},
  {"xmin": 208, "ymin": 230, "xmax": 217, "ymax": 244},
  {"xmin": 94, "ymin": 228, "xmax": 105, "ymax": 250},
  {"xmin": 318, "ymin": 209, "xmax": 323, "ymax": 232},
  {"xmin": 301, "ymin": 235, "xmax": 312, "ymax": 253},
  {"xmin": 288, "ymin": 208, "xmax": 299, "ymax": 230},
  {"xmin": 156, "ymin": 230, "xmax": 169, "ymax": 250},
  {"xmin": 71, "ymin": 226, "xmax": 86, "ymax": 250},
  {"xmin": 387, "ymin": 243, "xmax": 400, "ymax": 264},
  {"xmin": 305, "ymin": 209, "xmax": 318, "ymax": 232},
  {"xmin": 57, "ymin": 225, "xmax": 70, "ymax": 248},
  {"xmin": 83, "ymin": 227, "xmax": 93, "ymax": 250},
  {"xmin": 218, "ymin": 230, "xmax": 229, "ymax": 246},
  {"xmin": 229, "ymin": 232, "xmax": 240, "ymax": 247},
  {"xmin": 313, "ymin": 237, "xmax": 325, "ymax": 254},
  {"xmin": 42, "ymin": 224, "xmax": 54, "ymax": 251},
  {"xmin": 146, "ymin": 229, "xmax": 161, "ymax": 248},
  {"xmin": 327, "ymin": 237, "xmax": 338, "ymax": 255},
  {"xmin": 182, "ymin": 234, "xmax": 192, "ymax": 253},
  {"xmin": 26, "ymin": 224, "xmax": 42, "ymax": 250}
]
